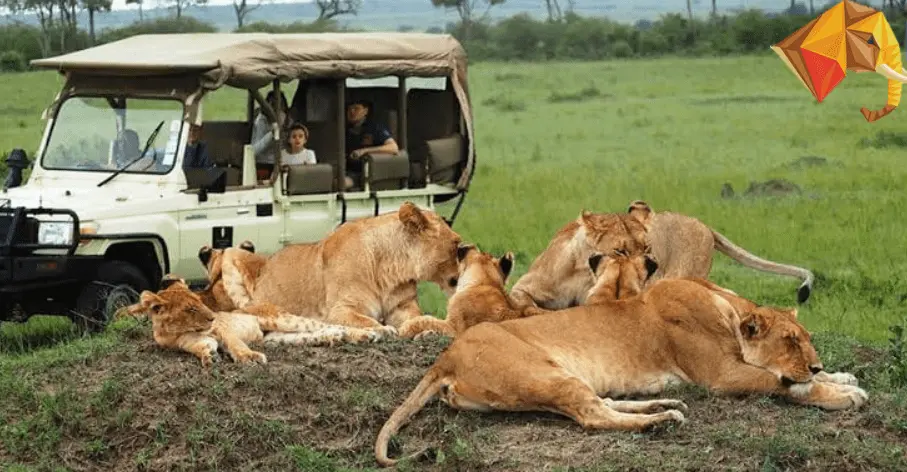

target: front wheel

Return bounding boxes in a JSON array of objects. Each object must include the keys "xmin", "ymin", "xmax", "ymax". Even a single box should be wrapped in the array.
[{"xmin": 73, "ymin": 260, "xmax": 151, "ymax": 333}]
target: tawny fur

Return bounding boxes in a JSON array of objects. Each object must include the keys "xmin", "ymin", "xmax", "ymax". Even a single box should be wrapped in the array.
[
  {"xmin": 374, "ymin": 254, "xmax": 864, "ymax": 467},
  {"xmin": 215, "ymin": 202, "xmax": 464, "ymax": 331},
  {"xmin": 510, "ymin": 200, "xmax": 815, "ymax": 316},
  {"xmin": 122, "ymin": 275, "xmax": 397, "ymax": 368},
  {"xmin": 509, "ymin": 208, "xmax": 651, "ymax": 315},
  {"xmin": 398, "ymin": 245, "xmax": 524, "ymax": 339}
]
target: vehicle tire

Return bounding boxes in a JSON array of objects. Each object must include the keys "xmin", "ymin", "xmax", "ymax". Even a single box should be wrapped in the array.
[{"xmin": 73, "ymin": 260, "xmax": 151, "ymax": 333}]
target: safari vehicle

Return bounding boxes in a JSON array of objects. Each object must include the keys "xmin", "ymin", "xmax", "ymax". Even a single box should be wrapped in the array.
[{"xmin": 0, "ymin": 32, "xmax": 476, "ymax": 331}]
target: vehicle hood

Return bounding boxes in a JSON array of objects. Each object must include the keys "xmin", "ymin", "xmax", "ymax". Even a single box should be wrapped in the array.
[{"xmin": 2, "ymin": 175, "xmax": 188, "ymax": 222}]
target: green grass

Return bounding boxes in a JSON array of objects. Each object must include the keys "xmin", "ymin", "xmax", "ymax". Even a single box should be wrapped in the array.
[{"xmin": 2, "ymin": 54, "xmax": 907, "ymax": 468}]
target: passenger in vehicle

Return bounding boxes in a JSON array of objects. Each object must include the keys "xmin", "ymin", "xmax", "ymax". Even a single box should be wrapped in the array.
[
  {"xmin": 280, "ymin": 123, "xmax": 317, "ymax": 168},
  {"xmin": 251, "ymin": 90, "xmax": 296, "ymax": 180},
  {"xmin": 344, "ymin": 99, "xmax": 399, "ymax": 189},
  {"xmin": 183, "ymin": 123, "xmax": 212, "ymax": 169}
]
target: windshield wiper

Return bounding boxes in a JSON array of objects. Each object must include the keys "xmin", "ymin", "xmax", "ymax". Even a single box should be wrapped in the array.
[{"xmin": 97, "ymin": 120, "xmax": 166, "ymax": 187}]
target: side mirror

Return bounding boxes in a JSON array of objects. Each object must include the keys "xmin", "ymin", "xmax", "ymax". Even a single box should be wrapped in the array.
[{"xmin": 3, "ymin": 148, "xmax": 30, "ymax": 190}]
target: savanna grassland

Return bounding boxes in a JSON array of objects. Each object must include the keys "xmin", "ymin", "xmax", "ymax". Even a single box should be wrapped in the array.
[{"xmin": 3, "ymin": 53, "xmax": 907, "ymax": 471}]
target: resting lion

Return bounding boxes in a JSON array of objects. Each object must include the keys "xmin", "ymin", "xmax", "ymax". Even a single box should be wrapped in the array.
[
  {"xmin": 397, "ymin": 244, "xmax": 522, "ymax": 339},
  {"xmin": 374, "ymin": 252, "xmax": 864, "ymax": 467},
  {"xmin": 509, "ymin": 200, "xmax": 815, "ymax": 316},
  {"xmin": 214, "ymin": 202, "xmax": 464, "ymax": 331},
  {"xmin": 123, "ymin": 275, "xmax": 397, "ymax": 367}
]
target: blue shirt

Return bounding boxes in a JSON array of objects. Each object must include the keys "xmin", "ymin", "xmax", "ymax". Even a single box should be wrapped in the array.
[
  {"xmin": 346, "ymin": 120, "xmax": 392, "ymax": 174},
  {"xmin": 183, "ymin": 142, "xmax": 212, "ymax": 169}
]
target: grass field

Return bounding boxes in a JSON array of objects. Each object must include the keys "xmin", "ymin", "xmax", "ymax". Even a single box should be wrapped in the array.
[{"xmin": 3, "ymin": 53, "xmax": 907, "ymax": 470}]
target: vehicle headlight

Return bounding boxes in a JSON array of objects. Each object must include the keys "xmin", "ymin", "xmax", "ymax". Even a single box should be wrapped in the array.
[{"xmin": 37, "ymin": 221, "xmax": 75, "ymax": 245}]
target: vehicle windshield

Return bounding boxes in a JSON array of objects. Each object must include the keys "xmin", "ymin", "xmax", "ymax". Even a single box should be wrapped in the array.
[{"xmin": 41, "ymin": 95, "xmax": 185, "ymax": 175}]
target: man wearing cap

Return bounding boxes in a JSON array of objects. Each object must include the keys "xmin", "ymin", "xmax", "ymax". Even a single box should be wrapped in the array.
[{"xmin": 344, "ymin": 99, "xmax": 399, "ymax": 190}]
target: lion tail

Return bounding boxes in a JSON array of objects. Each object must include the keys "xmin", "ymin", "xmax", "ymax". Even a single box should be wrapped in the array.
[
  {"xmin": 710, "ymin": 228, "xmax": 815, "ymax": 304},
  {"xmin": 375, "ymin": 367, "xmax": 448, "ymax": 467}
]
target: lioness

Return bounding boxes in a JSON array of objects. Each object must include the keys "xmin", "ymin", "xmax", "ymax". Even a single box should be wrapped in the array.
[
  {"xmin": 510, "ymin": 201, "xmax": 815, "ymax": 315},
  {"xmin": 124, "ymin": 275, "xmax": 397, "ymax": 367},
  {"xmin": 509, "ymin": 208, "xmax": 651, "ymax": 315},
  {"xmin": 374, "ymin": 256, "xmax": 864, "ymax": 467},
  {"xmin": 215, "ymin": 202, "xmax": 464, "ymax": 331},
  {"xmin": 397, "ymin": 244, "xmax": 522, "ymax": 339},
  {"xmin": 584, "ymin": 248, "xmax": 659, "ymax": 304}
]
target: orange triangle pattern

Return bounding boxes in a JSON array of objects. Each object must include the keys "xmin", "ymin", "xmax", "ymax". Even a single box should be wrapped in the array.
[{"xmin": 802, "ymin": 49, "xmax": 846, "ymax": 102}]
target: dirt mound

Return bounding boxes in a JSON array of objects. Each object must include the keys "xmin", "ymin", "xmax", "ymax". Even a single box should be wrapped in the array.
[
  {"xmin": 2, "ymin": 327, "xmax": 906, "ymax": 471},
  {"xmin": 720, "ymin": 179, "xmax": 803, "ymax": 199}
]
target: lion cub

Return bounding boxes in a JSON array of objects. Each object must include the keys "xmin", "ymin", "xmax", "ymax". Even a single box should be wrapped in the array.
[
  {"xmin": 124, "ymin": 274, "xmax": 395, "ymax": 367},
  {"xmin": 398, "ymin": 244, "xmax": 522, "ymax": 339},
  {"xmin": 584, "ymin": 248, "xmax": 659, "ymax": 305}
]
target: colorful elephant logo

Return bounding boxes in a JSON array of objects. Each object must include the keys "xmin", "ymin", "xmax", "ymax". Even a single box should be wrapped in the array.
[{"xmin": 772, "ymin": 0, "xmax": 905, "ymax": 122}]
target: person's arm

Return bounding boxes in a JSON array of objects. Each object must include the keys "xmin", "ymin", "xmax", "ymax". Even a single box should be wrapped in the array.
[
  {"xmin": 350, "ymin": 126, "xmax": 398, "ymax": 157},
  {"xmin": 250, "ymin": 115, "xmax": 275, "ymax": 157}
]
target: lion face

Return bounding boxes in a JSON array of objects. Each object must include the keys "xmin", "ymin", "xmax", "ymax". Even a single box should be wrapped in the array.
[
  {"xmin": 137, "ymin": 275, "xmax": 217, "ymax": 334},
  {"xmin": 398, "ymin": 202, "xmax": 463, "ymax": 297},
  {"xmin": 577, "ymin": 201, "xmax": 653, "ymax": 260},
  {"xmin": 586, "ymin": 248, "xmax": 658, "ymax": 301},
  {"xmin": 738, "ymin": 307, "xmax": 823, "ymax": 384},
  {"xmin": 455, "ymin": 244, "xmax": 514, "ymax": 291}
]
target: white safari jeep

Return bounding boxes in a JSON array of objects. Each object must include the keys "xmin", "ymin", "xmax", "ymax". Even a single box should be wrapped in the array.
[{"xmin": 0, "ymin": 32, "xmax": 476, "ymax": 331}]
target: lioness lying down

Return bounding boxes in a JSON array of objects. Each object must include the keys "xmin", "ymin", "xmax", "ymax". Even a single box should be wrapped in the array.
[
  {"xmin": 214, "ymin": 202, "xmax": 464, "ymax": 330},
  {"xmin": 374, "ymin": 252, "xmax": 864, "ymax": 467},
  {"xmin": 123, "ymin": 275, "xmax": 396, "ymax": 367},
  {"xmin": 398, "ymin": 244, "xmax": 522, "ymax": 339}
]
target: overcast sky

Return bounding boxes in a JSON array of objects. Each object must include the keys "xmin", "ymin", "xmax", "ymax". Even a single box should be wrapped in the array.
[{"xmin": 109, "ymin": 0, "xmax": 310, "ymax": 11}]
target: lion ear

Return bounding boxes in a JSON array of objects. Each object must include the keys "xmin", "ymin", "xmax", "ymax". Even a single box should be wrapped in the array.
[
  {"xmin": 644, "ymin": 255, "xmax": 659, "ymax": 279},
  {"xmin": 627, "ymin": 200, "xmax": 654, "ymax": 230},
  {"xmin": 786, "ymin": 308, "xmax": 798, "ymax": 319},
  {"xmin": 740, "ymin": 312, "xmax": 767, "ymax": 339},
  {"xmin": 456, "ymin": 244, "xmax": 475, "ymax": 262},
  {"xmin": 588, "ymin": 253, "xmax": 604, "ymax": 274},
  {"xmin": 159, "ymin": 274, "xmax": 183, "ymax": 290},
  {"xmin": 140, "ymin": 291, "xmax": 166, "ymax": 315},
  {"xmin": 198, "ymin": 245, "xmax": 213, "ymax": 266},
  {"xmin": 239, "ymin": 240, "xmax": 256, "ymax": 253},
  {"xmin": 499, "ymin": 252, "xmax": 514, "ymax": 279},
  {"xmin": 399, "ymin": 201, "xmax": 429, "ymax": 233}
]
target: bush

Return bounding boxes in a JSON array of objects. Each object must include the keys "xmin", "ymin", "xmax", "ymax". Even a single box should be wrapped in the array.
[
  {"xmin": 0, "ymin": 51, "xmax": 26, "ymax": 73},
  {"xmin": 96, "ymin": 16, "xmax": 218, "ymax": 44}
]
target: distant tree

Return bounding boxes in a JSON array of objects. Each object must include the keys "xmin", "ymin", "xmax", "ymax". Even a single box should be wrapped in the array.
[
  {"xmin": 430, "ymin": 0, "xmax": 505, "ymax": 40},
  {"xmin": 233, "ymin": 0, "xmax": 268, "ymax": 28},
  {"xmin": 543, "ymin": 0, "xmax": 562, "ymax": 21},
  {"xmin": 315, "ymin": 0, "xmax": 361, "ymax": 20},
  {"xmin": 82, "ymin": 0, "xmax": 112, "ymax": 43},
  {"xmin": 126, "ymin": 0, "xmax": 143, "ymax": 21},
  {"xmin": 711, "ymin": 0, "xmax": 717, "ymax": 16},
  {"xmin": 158, "ymin": 0, "xmax": 208, "ymax": 19}
]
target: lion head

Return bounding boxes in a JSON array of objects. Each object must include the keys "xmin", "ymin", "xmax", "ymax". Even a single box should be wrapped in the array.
[
  {"xmin": 738, "ymin": 307, "xmax": 823, "ymax": 384},
  {"xmin": 577, "ymin": 200, "xmax": 653, "ymax": 257},
  {"xmin": 398, "ymin": 202, "xmax": 464, "ymax": 296},
  {"xmin": 135, "ymin": 274, "xmax": 217, "ymax": 335},
  {"xmin": 454, "ymin": 244, "xmax": 514, "ymax": 291},
  {"xmin": 586, "ymin": 248, "xmax": 658, "ymax": 302}
]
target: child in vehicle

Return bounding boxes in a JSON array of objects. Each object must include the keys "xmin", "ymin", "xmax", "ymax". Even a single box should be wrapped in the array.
[{"xmin": 281, "ymin": 123, "xmax": 316, "ymax": 167}]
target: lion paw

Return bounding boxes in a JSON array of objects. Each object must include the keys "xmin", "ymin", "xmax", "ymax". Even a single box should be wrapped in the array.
[
  {"xmin": 413, "ymin": 330, "xmax": 443, "ymax": 341},
  {"xmin": 653, "ymin": 399, "xmax": 688, "ymax": 413},
  {"xmin": 233, "ymin": 350, "xmax": 268, "ymax": 364},
  {"xmin": 653, "ymin": 409, "xmax": 686, "ymax": 427},
  {"xmin": 368, "ymin": 325, "xmax": 398, "ymax": 342},
  {"xmin": 840, "ymin": 384, "xmax": 869, "ymax": 409},
  {"xmin": 815, "ymin": 371, "xmax": 859, "ymax": 386}
]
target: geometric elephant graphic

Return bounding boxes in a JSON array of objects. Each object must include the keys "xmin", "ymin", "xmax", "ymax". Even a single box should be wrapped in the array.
[{"xmin": 771, "ymin": 0, "xmax": 907, "ymax": 122}]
